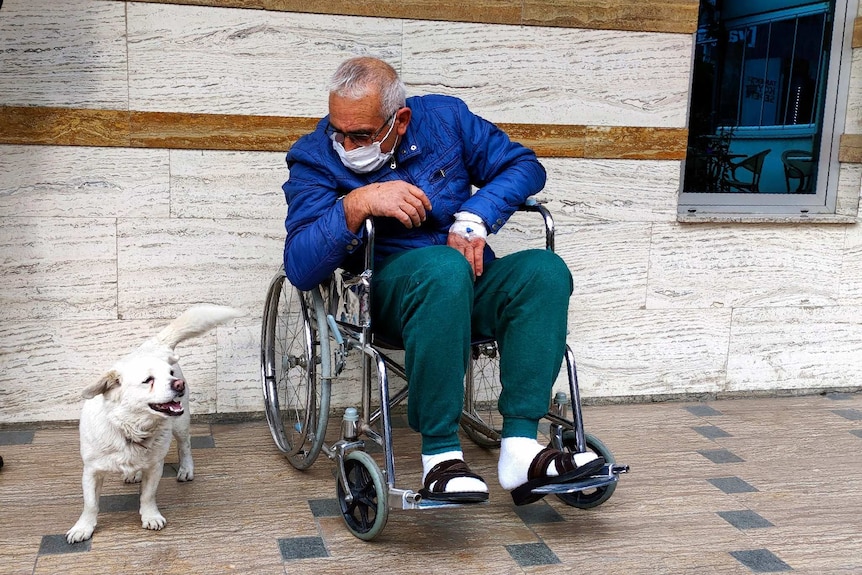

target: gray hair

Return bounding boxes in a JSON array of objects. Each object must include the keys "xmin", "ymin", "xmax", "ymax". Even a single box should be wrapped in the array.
[{"xmin": 329, "ymin": 57, "xmax": 406, "ymax": 118}]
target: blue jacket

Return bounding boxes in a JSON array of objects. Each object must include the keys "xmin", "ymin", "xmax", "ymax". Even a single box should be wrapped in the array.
[{"xmin": 282, "ymin": 94, "xmax": 547, "ymax": 291}]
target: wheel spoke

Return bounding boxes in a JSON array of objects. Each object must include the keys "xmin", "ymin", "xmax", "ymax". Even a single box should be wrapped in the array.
[{"xmin": 261, "ymin": 273, "xmax": 329, "ymax": 469}]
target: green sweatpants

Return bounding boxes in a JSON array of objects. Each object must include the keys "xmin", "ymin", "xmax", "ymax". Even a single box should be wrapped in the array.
[{"xmin": 370, "ymin": 245, "xmax": 573, "ymax": 455}]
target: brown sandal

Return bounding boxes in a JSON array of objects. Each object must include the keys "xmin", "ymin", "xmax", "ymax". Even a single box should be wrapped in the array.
[
  {"xmin": 418, "ymin": 459, "xmax": 489, "ymax": 503},
  {"xmin": 510, "ymin": 448, "xmax": 606, "ymax": 506}
]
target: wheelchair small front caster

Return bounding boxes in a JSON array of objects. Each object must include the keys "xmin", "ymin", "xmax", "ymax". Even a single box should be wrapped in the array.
[{"xmin": 336, "ymin": 450, "xmax": 389, "ymax": 540}]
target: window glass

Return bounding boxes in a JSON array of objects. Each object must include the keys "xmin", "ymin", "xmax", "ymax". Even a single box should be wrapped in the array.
[{"xmin": 683, "ymin": 0, "xmax": 835, "ymax": 199}]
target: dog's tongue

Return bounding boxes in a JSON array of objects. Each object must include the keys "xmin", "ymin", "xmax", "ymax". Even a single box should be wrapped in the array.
[{"xmin": 150, "ymin": 401, "xmax": 184, "ymax": 416}]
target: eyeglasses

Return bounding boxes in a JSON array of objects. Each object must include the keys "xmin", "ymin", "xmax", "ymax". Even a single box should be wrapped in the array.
[{"xmin": 325, "ymin": 113, "xmax": 395, "ymax": 147}]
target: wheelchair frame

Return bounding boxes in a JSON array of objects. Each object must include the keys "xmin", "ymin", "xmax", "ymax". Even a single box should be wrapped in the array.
[{"xmin": 261, "ymin": 201, "xmax": 627, "ymax": 540}]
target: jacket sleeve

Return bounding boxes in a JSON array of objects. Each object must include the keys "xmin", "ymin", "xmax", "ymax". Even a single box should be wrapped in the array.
[
  {"xmin": 282, "ymin": 146, "xmax": 363, "ymax": 291},
  {"xmin": 453, "ymin": 99, "xmax": 547, "ymax": 233}
]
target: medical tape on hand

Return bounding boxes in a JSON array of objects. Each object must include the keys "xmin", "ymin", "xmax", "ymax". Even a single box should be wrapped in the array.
[{"xmin": 449, "ymin": 211, "xmax": 487, "ymax": 241}]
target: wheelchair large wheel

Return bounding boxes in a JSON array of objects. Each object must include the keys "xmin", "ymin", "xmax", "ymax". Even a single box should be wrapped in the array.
[
  {"xmin": 552, "ymin": 431, "xmax": 617, "ymax": 509},
  {"xmin": 336, "ymin": 451, "xmax": 389, "ymax": 541},
  {"xmin": 261, "ymin": 270, "xmax": 330, "ymax": 470},
  {"xmin": 461, "ymin": 341, "xmax": 503, "ymax": 448}
]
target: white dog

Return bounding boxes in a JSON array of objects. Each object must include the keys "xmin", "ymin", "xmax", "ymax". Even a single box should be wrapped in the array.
[{"xmin": 66, "ymin": 304, "xmax": 243, "ymax": 543}]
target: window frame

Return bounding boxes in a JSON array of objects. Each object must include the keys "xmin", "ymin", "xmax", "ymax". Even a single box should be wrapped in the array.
[{"xmin": 678, "ymin": 0, "xmax": 859, "ymax": 217}]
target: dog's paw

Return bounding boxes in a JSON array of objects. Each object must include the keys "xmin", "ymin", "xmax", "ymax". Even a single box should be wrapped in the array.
[
  {"xmin": 141, "ymin": 513, "xmax": 167, "ymax": 531},
  {"xmin": 124, "ymin": 470, "xmax": 143, "ymax": 484},
  {"xmin": 66, "ymin": 521, "xmax": 95, "ymax": 544},
  {"xmin": 176, "ymin": 465, "xmax": 194, "ymax": 482}
]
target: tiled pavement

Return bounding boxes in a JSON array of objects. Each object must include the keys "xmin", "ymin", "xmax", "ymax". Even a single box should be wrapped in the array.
[{"xmin": 1, "ymin": 393, "xmax": 861, "ymax": 574}]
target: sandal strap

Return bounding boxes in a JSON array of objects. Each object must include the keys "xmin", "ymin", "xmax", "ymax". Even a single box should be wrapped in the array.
[
  {"xmin": 424, "ymin": 459, "xmax": 484, "ymax": 492},
  {"xmin": 527, "ymin": 447, "xmax": 578, "ymax": 480}
]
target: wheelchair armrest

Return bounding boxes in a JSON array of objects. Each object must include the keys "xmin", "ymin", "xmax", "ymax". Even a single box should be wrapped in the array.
[
  {"xmin": 330, "ymin": 198, "xmax": 553, "ymax": 330},
  {"xmin": 359, "ymin": 199, "xmax": 556, "ymax": 260},
  {"xmin": 518, "ymin": 199, "xmax": 555, "ymax": 252}
]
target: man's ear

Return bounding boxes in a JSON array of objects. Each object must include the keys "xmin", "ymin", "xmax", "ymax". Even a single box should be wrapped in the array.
[
  {"xmin": 82, "ymin": 370, "xmax": 121, "ymax": 399},
  {"xmin": 395, "ymin": 106, "xmax": 411, "ymax": 137}
]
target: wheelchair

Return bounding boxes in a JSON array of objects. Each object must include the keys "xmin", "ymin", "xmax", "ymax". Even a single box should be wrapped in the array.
[{"xmin": 260, "ymin": 200, "xmax": 628, "ymax": 540}]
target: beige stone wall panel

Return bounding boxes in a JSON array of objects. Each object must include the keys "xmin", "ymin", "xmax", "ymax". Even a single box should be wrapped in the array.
[
  {"xmin": 116, "ymin": 217, "xmax": 284, "ymax": 319},
  {"xmin": 0, "ymin": 145, "xmax": 170, "ymax": 218},
  {"xmin": 0, "ymin": 0, "xmax": 128, "ymax": 109},
  {"xmin": 126, "ymin": 3, "xmax": 402, "ymax": 116},
  {"xmin": 646, "ymin": 223, "xmax": 845, "ymax": 309},
  {"xmin": 838, "ymin": 217, "xmax": 862, "ymax": 305},
  {"xmin": 401, "ymin": 21, "xmax": 691, "ymax": 127},
  {"xmin": 540, "ymin": 158, "xmax": 681, "ymax": 222},
  {"xmin": 170, "ymin": 150, "xmax": 288, "ymax": 219},
  {"xmin": 0, "ymin": 218, "xmax": 117, "ymax": 321},
  {"xmin": 567, "ymin": 308, "xmax": 733, "ymax": 397},
  {"xmin": 726, "ymin": 306, "xmax": 862, "ymax": 391}
]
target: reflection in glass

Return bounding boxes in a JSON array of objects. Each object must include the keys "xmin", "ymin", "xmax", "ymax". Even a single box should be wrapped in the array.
[{"xmin": 684, "ymin": 0, "xmax": 833, "ymax": 194}]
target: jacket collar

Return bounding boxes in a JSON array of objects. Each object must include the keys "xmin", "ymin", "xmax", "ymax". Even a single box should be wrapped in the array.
[{"xmin": 393, "ymin": 131, "xmax": 422, "ymax": 166}]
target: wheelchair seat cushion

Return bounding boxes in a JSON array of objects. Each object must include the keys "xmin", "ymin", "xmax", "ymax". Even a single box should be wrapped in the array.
[
  {"xmin": 418, "ymin": 459, "xmax": 489, "ymax": 503},
  {"xmin": 510, "ymin": 448, "xmax": 606, "ymax": 506}
]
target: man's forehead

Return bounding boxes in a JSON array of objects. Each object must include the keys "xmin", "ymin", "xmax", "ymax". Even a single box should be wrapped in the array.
[{"xmin": 328, "ymin": 92, "xmax": 384, "ymax": 129}]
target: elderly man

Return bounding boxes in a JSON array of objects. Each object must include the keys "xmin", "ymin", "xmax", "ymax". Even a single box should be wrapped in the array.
[{"xmin": 282, "ymin": 57, "xmax": 603, "ymax": 505}]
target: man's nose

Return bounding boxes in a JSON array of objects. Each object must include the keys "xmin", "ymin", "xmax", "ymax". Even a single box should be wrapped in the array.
[{"xmin": 342, "ymin": 139, "xmax": 361, "ymax": 152}]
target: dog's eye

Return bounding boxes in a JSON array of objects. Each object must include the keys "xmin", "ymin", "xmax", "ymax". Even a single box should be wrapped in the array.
[
  {"xmin": 170, "ymin": 369, "xmax": 175, "ymax": 377},
  {"xmin": 143, "ymin": 376, "xmax": 154, "ymax": 385}
]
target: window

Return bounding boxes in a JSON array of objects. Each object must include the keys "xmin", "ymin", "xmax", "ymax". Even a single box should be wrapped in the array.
[{"xmin": 679, "ymin": 0, "xmax": 857, "ymax": 216}]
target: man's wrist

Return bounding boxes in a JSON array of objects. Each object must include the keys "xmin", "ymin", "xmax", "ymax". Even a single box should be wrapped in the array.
[
  {"xmin": 450, "ymin": 211, "xmax": 487, "ymax": 241},
  {"xmin": 343, "ymin": 188, "xmax": 369, "ymax": 232}
]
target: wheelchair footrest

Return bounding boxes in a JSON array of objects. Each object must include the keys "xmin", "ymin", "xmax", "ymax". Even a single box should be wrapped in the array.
[
  {"xmin": 530, "ymin": 463, "xmax": 629, "ymax": 495},
  {"xmin": 415, "ymin": 498, "xmax": 489, "ymax": 510},
  {"xmin": 388, "ymin": 487, "xmax": 489, "ymax": 510}
]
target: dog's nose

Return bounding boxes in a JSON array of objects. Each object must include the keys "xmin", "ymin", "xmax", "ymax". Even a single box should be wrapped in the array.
[{"xmin": 171, "ymin": 378, "xmax": 185, "ymax": 394}]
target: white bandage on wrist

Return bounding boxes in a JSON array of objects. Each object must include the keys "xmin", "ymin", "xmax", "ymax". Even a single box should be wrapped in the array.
[{"xmin": 449, "ymin": 211, "xmax": 487, "ymax": 241}]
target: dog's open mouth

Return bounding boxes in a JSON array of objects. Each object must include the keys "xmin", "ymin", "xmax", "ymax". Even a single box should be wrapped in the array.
[{"xmin": 149, "ymin": 401, "xmax": 184, "ymax": 416}]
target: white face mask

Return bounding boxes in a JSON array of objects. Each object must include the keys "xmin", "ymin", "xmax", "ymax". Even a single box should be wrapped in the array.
[{"xmin": 331, "ymin": 116, "xmax": 397, "ymax": 174}]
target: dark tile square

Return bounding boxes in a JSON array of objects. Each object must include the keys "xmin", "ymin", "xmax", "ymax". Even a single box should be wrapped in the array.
[
  {"xmin": 693, "ymin": 425, "xmax": 732, "ymax": 439},
  {"xmin": 850, "ymin": 429, "xmax": 862, "ymax": 439},
  {"xmin": 191, "ymin": 435, "xmax": 215, "ymax": 449},
  {"xmin": 308, "ymin": 498, "xmax": 341, "ymax": 518},
  {"xmin": 505, "ymin": 542, "xmax": 560, "ymax": 567},
  {"xmin": 825, "ymin": 392, "xmax": 854, "ymax": 400},
  {"xmin": 699, "ymin": 448, "xmax": 744, "ymax": 463},
  {"xmin": 685, "ymin": 405, "xmax": 722, "ymax": 417},
  {"xmin": 708, "ymin": 477, "xmax": 759, "ymax": 494},
  {"xmin": 513, "ymin": 501, "xmax": 565, "ymax": 525},
  {"xmin": 278, "ymin": 536, "xmax": 329, "ymax": 560},
  {"xmin": 162, "ymin": 463, "xmax": 192, "ymax": 478},
  {"xmin": 718, "ymin": 510, "xmax": 774, "ymax": 530},
  {"xmin": 0, "ymin": 430, "xmax": 35, "ymax": 445},
  {"xmin": 832, "ymin": 409, "xmax": 862, "ymax": 421},
  {"xmin": 38, "ymin": 534, "xmax": 90, "ymax": 555},
  {"xmin": 730, "ymin": 549, "xmax": 792, "ymax": 572},
  {"xmin": 100, "ymin": 493, "xmax": 139, "ymax": 512}
]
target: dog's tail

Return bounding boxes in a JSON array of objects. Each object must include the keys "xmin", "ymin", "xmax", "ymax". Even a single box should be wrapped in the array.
[{"xmin": 153, "ymin": 304, "xmax": 244, "ymax": 350}]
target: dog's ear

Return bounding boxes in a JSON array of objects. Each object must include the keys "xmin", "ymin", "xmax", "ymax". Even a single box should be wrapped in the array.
[
  {"xmin": 82, "ymin": 370, "xmax": 121, "ymax": 399},
  {"xmin": 168, "ymin": 353, "xmax": 180, "ymax": 365}
]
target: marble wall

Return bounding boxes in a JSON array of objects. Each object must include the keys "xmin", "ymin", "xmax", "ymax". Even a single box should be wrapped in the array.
[{"xmin": 0, "ymin": 0, "xmax": 861, "ymax": 423}]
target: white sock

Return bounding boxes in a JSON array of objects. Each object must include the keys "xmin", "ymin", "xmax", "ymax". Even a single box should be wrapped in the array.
[
  {"xmin": 497, "ymin": 437, "xmax": 599, "ymax": 491},
  {"xmin": 422, "ymin": 450, "xmax": 487, "ymax": 493}
]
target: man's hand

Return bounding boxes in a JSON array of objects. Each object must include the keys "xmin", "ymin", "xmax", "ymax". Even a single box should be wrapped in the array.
[
  {"xmin": 447, "ymin": 232, "xmax": 485, "ymax": 277},
  {"xmin": 343, "ymin": 180, "xmax": 432, "ymax": 232}
]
